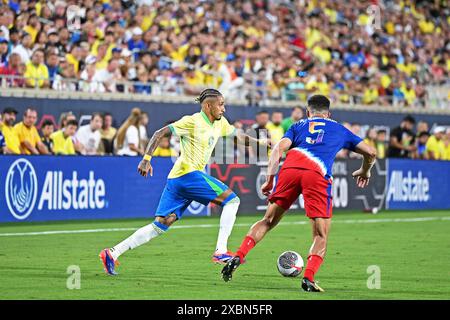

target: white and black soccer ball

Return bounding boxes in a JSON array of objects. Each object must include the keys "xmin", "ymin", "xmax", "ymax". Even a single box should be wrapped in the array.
[{"xmin": 277, "ymin": 251, "xmax": 304, "ymax": 277}]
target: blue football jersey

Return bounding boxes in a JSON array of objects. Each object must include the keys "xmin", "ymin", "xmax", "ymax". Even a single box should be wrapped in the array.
[{"xmin": 282, "ymin": 117, "xmax": 362, "ymax": 179}]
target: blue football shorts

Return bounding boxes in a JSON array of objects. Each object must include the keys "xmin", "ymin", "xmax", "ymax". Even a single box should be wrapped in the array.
[{"xmin": 155, "ymin": 170, "xmax": 237, "ymax": 220}]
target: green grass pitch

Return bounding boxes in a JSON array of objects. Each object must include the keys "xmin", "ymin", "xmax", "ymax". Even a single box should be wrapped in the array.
[{"xmin": 0, "ymin": 210, "xmax": 449, "ymax": 300}]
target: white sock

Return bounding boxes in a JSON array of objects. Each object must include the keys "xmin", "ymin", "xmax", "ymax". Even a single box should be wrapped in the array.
[
  {"xmin": 109, "ymin": 221, "xmax": 168, "ymax": 260},
  {"xmin": 215, "ymin": 197, "xmax": 240, "ymax": 253}
]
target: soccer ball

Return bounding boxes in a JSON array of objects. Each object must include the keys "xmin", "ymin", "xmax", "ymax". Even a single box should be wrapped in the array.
[{"xmin": 277, "ymin": 251, "xmax": 304, "ymax": 277}]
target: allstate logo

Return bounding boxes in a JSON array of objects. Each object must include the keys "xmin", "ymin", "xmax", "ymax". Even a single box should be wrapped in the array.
[{"xmin": 5, "ymin": 159, "xmax": 38, "ymax": 220}]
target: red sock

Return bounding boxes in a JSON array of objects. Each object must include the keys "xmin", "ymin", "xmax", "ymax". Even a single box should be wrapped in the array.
[
  {"xmin": 303, "ymin": 255, "xmax": 323, "ymax": 282},
  {"xmin": 236, "ymin": 236, "xmax": 256, "ymax": 260}
]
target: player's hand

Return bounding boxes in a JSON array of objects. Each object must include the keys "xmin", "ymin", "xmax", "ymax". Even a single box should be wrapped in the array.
[
  {"xmin": 352, "ymin": 168, "xmax": 370, "ymax": 188},
  {"xmin": 138, "ymin": 160, "xmax": 153, "ymax": 177},
  {"xmin": 261, "ymin": 180, "xmax": 274, "ymax": 197},
  {"xmin": 259, "ymin": 138, "xmax": 272, "ymax": 148}
]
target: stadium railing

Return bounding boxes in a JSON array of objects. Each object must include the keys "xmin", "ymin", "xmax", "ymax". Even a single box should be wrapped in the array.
[{"xmin": 0, "ymin": 74, "xmax": 449, "ymax": 114}]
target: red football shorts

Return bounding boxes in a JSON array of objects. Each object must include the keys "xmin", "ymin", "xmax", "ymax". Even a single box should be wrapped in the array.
[{"xmin": 268, "ymin": 167, "xmax": 333, "ymax": 218}]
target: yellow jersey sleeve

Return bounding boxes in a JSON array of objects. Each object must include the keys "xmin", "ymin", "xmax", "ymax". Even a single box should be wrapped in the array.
[
  {"xmin": 169, "ymin": 115, "xmax": 194, "ymax": 137},
  {"xmin": 221, "ymin": 117, "xmax": 236, "ymax": 137}
]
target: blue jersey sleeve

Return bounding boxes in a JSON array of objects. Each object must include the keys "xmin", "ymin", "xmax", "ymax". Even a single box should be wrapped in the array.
[
  {"xmin": 283, "ymin": 124, "xmax": 296, "ymax": 142},
  {"xmin": 342, "ymin": 127, "xmax": 363, "ymax": 151}
]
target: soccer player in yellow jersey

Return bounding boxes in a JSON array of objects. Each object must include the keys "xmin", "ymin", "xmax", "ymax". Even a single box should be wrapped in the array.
[{"xmin": 100, "ymin": 89, "xmax": 268, "ymax": 275}]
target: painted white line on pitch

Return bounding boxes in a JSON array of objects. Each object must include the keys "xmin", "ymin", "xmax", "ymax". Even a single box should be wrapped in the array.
[{"xmin": 0, "ymin": 216, "xmax": 449, "ymax": 237}]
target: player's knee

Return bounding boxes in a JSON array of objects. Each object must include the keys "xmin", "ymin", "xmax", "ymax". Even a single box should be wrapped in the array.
[
  {"xmin": 314, "ymin": 233, "xmax": 327, "ymax": 244},
  {"xmin": 230, "ymin": 195, "xmax": 240, "ymax": 205},
  {"xmin": 224, "ymin": 194, "xmax": 240, "ymax": 206},
  {"xmin": 262, "ymin": 216, "xmax": 276, "ymax": 229},
  {"xmin": 155, "ymin": 214, "xmax": 177, "ymax": 227}
]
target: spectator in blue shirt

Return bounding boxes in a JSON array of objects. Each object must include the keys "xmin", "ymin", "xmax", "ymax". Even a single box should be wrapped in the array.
[
  {"xmin": 344, "ymin": 43, "xmax": 365, "ymax": 68},
  {"xmin": 128, "ymin": 27, "xmax": 146, "ymax": 60}
]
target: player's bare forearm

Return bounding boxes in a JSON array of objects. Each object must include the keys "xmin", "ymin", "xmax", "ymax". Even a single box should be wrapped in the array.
[
  {"xmin": 138, "ymin": 126, "xmax": 171, "ymax": 177},
  {"xmin": 354, "ymin": 141, "xmax": 377, "ymax": 173},
  {"xmin": 144, "ymin": 126, "xmax": 171, "ymax": 157},
  {"xmin": 236, "ymin": 131, "xmax": 268, "ymax": 147},
  {"xmin": 352, "ymin": 141, "xmax": 377, "ymax": 188},
  {"xmin": 266, "ymin": 138, "xmax": 292, "ymax": 178},
  {"xmin": 261, "ymin": 138, "xmax": 292, "ymax": 197}
]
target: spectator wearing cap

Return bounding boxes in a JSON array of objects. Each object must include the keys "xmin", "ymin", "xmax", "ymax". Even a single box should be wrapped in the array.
[
  {"xmin": 14, "ymin": 108, "xmax": 50, "ymax": 154},
  {"xmin": 387, "ymin": 115, "xmax": 416, "ymax": 158},
  {"xmin": 24, "ymin": 49, "xmax": 49, "ymax": 88},
  {"xmin": 128, "ymin": 27, "xmax": 146, "ymax": 60},
  {"xmin": 111, "ymin": 47, "xmax": 122, "ymax": 60},
  {"xmin": 426, "ymin": 127, "xmax": 447, "ymax": 160},
  {"xmin": 0, "ymin": 107, "xmax": 22, "ymax": 154}
]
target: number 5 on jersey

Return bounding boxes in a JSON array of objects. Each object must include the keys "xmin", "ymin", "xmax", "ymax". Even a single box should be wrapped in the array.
[{"xmin": 306, "ymin": 122, "xmax": 325, "ymax": 144}]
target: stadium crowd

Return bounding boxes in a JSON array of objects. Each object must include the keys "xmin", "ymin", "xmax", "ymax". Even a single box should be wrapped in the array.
[
  {"xmin": 0, "ymin": 0, "xmax": 448, "ymax": 107},
  {"xmin": 1, "ymin": 106, "xmax": 449, "ymax": 161}
]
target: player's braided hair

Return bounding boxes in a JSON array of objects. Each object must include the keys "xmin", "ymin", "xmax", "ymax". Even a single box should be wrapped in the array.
[{"xmin": 195, "ymin": 88, "xmax": 222, "ymax": 104}]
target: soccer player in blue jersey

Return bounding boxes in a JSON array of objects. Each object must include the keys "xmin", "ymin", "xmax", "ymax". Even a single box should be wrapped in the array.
[
  {"xmin": 222, "ymin": 95, "xmax": 377, "ymax": 292},
  {"xmin": 100, "ymin": 89, "xmax": 268, "ymax": 275}
]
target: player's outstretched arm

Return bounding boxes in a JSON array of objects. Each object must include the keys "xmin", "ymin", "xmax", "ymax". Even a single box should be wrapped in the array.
[
  {"xmin": 261, "ymin": 138, "xmax": 292, "ymax": 196},
  {"xmin": 352, "ymin": 141, "xmax": 377, "ymax": 188},
  {"xmin": 137, "ymin": 126, "xmax": 172, "ymax": 177},
  {"xmin": 235, "ymin": 130, "xmax": 271, "ymax": 148}
]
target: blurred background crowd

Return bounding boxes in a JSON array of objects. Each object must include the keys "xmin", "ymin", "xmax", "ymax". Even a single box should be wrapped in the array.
[
  {"xmin": 0, "ymin": 0, "xmax": 448, "ymax": 107},
  {"xmin": 1, "ymin": 106, "xmax": 449, "ymax": 161}
]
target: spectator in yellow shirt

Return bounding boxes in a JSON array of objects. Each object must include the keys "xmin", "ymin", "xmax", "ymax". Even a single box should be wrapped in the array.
[
  {"xmin": 23, "ymin": 14, "xmax": 40, "ymax": 43},
  {"xmin": 1, "ymin": 108, "xmax": 22, "ymax": 154},
  {"xmin": 25, "ymin": 49, "xmax": 49, "ymax": 88},
  {"xmin": 426, "ymin": 127, "xmax": 446, "ymax": 160},
  {"xmin": 153, "ymin": 136, "xmax": 178, "ymax": 157},
  {"xmin": 183, "ymin": 66, "xmax": 205, "ymax": 95},
  {"xmin": 14, "ymin": 108, "xmax": 49, "ymax": 155},
  {"xmin": 51, "ymin": 120, "xmax": 79, "ymax": 155},
  {"xmin": 266, "ymin": 111, "xmax": 285, "ymax": 146},
  {"xmin": 376, "ymin": 129, "xmax": 387, "ymax": 159},
  {"xmin": 444, "ymin": 129, "xmax": 450, "ymax": 161},
  {"xmin": 363, "ymin": 80, "xmax": 380, "ymax": 104},
  {"xmin": 363, "ymin": 128, "xmax": 377, "ymax": 150},
  {"xmin": 400, "ymin": 81, "xmax": 417, "ymax": 106}
]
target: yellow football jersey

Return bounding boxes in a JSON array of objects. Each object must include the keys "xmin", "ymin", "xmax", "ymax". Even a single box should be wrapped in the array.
[{"xmin": 167, "ymin": 111, "xmax": 235, "ymax": 179}]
